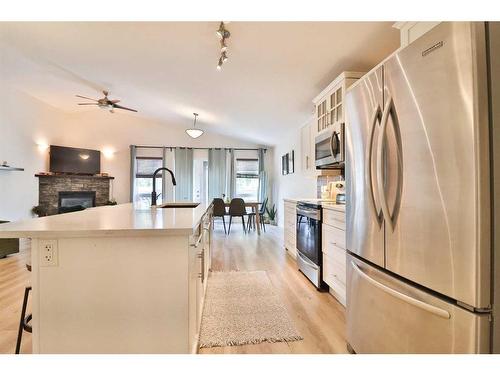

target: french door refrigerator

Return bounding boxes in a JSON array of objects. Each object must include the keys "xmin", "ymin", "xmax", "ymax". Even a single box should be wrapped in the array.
[{"xmin": 345, "ymin": 22, "xmax": 500, "ymax": 353}]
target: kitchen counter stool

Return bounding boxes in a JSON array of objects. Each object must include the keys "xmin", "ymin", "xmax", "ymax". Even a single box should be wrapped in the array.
[{"xmin": 15, "ymin": 263, "xmax": 32, "ymax": 354}]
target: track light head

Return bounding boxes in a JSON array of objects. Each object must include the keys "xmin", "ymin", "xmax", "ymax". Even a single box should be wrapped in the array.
[
  {"xmin": 216, "ymin": 22, "xmax": 230, "ymax": 39},
  {"xmin": 220, "ymin": 38, "xmax": 228, "ymax": 52},
  {"xmin": 217, "ymin": 56, "xmax": 223, "ymax": 71}
]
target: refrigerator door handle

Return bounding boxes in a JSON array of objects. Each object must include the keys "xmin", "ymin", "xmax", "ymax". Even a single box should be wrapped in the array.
[
  {"xmin": 377, "ymin": 95, "xmax": 394, "ymax": 232},
  {"xmin": 351, "ymin": 261, "xmax": 451, "ymax": 319},
  {"xmin": 368, "ymin": 105, "xmax": 383, "ymax": 224}
]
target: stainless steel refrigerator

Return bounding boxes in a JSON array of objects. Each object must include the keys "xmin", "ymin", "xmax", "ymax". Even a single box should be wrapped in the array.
[{"xmin": 345, "ymin": 22, "xmax": 500, "ymax": 353}]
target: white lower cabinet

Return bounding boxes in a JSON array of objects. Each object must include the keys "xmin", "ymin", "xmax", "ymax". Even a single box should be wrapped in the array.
[
  {"xmin": 188, "ymin": 209, "xmax": 212, "ymax": 353},
  {"xmin": 322, "ymin": 208, "xmax": 347, "ymax": 306},
  {"xmin": 283, "ymin": 201, "xmax": 297, "ymax": 258}
]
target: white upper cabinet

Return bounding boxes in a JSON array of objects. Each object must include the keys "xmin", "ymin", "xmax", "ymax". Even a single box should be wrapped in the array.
[
  {"xmin": 313, "ymin": 71, "xmax": 365, "ymax": 134},
  {"xmin": 298, "ymin": 72, "xmax": 365, "ymax": 177},
  {"xmin": 393, "ymin": 22, "xmax": 441, "ymax": 47},
  {"xmin": 300, "ymin": 118, "xmax": 316, "ymax": 174}
]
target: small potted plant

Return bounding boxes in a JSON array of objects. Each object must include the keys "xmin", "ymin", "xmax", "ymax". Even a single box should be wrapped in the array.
[
  {"xmin": 31, "ymin": 205, "xmax": 47, "ymax": 217},
  {"xmin": 265, "ymin": 203, "xmax": 277, "ymax": 226}
]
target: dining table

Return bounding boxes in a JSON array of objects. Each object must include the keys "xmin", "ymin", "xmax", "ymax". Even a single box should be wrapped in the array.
[{"xmin": 224, "ymin": 201, "xmax": 263, "ymax": 235}]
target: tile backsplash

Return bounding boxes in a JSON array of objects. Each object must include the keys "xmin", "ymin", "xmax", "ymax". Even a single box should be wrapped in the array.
[{"xmin": 317, "ymin": 172, "xmax": 344, "ymax": 199}]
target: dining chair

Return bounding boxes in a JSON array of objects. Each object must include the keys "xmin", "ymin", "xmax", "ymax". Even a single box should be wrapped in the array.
[
  {"xmin": 227, "ymin": 198, "xmax": 248, "ymax": 234},
  {"xmin": 212, "ymin": 198, "xmax": 227, "ymax": 234},
  {"xmin": 248, "ymin": 197, "xmax": 268, "ymax": 233}
]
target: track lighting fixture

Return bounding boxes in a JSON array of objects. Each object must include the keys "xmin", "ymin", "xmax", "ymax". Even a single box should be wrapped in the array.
[{"xmin": 216, "ymin": 22, "xmax": 230, "ymax": 71}]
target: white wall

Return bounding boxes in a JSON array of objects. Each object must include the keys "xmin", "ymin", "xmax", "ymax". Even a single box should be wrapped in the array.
[
  {"xmin": 0, "ymin": 86, "xmax": 66, "ymax": 221},
  {"xmin": 271, "ymin": 120, "xmax": 317, "ymax": 227},
  {"xmin": 0, "ymin": 85, "xmax": 262, "ymax": 221}
]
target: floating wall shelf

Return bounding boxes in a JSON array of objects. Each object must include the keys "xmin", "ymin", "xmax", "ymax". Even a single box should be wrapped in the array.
[{"xmin": 0, "ymin": 166, "xmax": 24, "ymax": 171}]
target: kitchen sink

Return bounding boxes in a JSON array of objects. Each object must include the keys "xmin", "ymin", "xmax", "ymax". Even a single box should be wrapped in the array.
[{"xmin": 156, "ymin": 202, "xmax": 200, "ymax": 208}]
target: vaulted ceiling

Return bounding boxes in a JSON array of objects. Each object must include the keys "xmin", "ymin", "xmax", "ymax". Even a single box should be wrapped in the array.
[{"xmin": 0, "ymin": 22, "xmax": 400, "ymax": 145}]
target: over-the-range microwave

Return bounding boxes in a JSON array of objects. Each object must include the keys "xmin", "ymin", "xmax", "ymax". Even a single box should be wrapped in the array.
[{"xmin": 314, "ymin": 122, "xmax": 345, "ymax": 169}]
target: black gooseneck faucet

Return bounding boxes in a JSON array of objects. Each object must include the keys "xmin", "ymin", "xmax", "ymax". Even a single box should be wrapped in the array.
[{"xmin": 151, "ymin": 167, "xmax": 177, "ymax": 206}]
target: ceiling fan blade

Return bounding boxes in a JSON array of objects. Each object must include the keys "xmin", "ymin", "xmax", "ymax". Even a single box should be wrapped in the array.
[
  {"xmin": 110, "ymin": 99, "xmax": 121, "ymax": 103},
  {"xmin": 113, "ymin": 104, "xmax": 138, "ymax": 112},
  {"xmin": 76, "ymin": 95, "xmax": 98, "ymax": 101},
  {"xmin": 78, "ymin": 103, "xmax": 99, "ymax": 105}
]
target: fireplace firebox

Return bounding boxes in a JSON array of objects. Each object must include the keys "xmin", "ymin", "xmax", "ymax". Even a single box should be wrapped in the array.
[{"xmin": 58, "ymin": 191, "xmax": 96, "ymax": 213}]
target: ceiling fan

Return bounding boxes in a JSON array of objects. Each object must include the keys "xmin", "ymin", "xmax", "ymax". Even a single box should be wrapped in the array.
[{"xmin": 76, "ymin": 90, "xmax": 138, "ymax": 113}]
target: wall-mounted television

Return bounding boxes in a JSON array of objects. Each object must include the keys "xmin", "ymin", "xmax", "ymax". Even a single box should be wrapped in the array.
[{"xmin": 49, "ymin": 145, "xmax": 101, "ymax": 175}]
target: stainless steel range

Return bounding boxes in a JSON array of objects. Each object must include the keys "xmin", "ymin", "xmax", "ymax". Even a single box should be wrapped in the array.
[
  {"xmin": 295, "ymin": 200, "xmax": 338, "ymax": 290},
  {"xmin": 296, "ymin": 201, "xmax": 323, "ymax": 289}
]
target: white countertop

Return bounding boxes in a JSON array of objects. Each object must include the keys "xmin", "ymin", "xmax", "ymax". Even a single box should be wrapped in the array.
[{"xmin": 0, "ymin": 202, "xmax": 210, "ymax": 239}]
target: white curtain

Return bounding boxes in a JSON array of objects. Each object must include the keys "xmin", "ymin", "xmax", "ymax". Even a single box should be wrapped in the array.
[
  {"xmin": 228, "ymin": 149, "xmax": 235, "ymax": 199},
  {"xmin": 257, "ymin": 148, "xmax": 267, "ymax": 204},
  {"xmin": 174, "ymin": 148, "xmax": 193, "ymax": 201},
  {"xmin": 208, "ymin": 148, "xmax": 227, "ymax": 200}
]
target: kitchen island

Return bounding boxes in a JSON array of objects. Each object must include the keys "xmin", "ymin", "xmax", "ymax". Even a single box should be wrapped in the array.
[{"xmin": 0, "ymin": 203, "xmax": 213, "ymax": 353}]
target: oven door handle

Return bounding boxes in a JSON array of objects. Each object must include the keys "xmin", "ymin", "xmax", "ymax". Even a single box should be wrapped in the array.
[
  {"xmin": 296, "ymin": 207, "xmax": 320, "ymax": 220},
  {"xmin": 296, "ymin": 207, "xmax": 317, "ymax": 215},
  {"xmin": 297, "ymin": 251, "xmax": 319, "ymax": 270}
]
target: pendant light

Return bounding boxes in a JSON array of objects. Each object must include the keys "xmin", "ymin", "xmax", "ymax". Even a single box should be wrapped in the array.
[{"xmin": 185, "ymin": 112, "xmax": 204, "ymax": 139}]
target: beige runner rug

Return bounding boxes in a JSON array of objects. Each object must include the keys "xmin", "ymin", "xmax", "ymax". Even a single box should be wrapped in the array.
[{"xmin": 199, "ymin": 271, "xmax": 303, "ymax": 348}]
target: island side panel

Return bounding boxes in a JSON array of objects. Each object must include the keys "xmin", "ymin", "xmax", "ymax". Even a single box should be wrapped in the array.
[
  {"xmin": 30, "ymin": 238, "xmax": 41, "ymax": 354},
  {"xmin": 34, "ymin": 235, "xmax": 190, "ymax": 353}
]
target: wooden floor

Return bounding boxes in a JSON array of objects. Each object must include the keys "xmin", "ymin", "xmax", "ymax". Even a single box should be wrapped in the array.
[
  {"xmin": 0, "ymin": 239, "xmax": 32, "ymax": 354},
  {"xmin": 200, "ymin": 223, "xmax": 348, "ymax": 354},
  {"xmin": 0, "ymin": 226, "xmax": 348, "ymax": 354}
]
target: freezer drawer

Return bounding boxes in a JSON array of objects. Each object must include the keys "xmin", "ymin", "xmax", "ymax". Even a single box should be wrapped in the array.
[{"xmin": 346, "ymin": 254, "xmax": 490, "ymax": 353}]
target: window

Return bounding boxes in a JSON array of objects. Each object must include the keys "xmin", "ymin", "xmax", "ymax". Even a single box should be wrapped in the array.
[
  {"xmin": 235, "ymin": 158, "xmax": 259, "ymax": 201},
  {"xmin": 135, "ymin": 157, "xmax": 163, "ymax": 204}
]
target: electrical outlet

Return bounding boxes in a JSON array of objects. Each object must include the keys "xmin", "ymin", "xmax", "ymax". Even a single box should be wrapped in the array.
[{"xmin": 40, "ymin": 239, "xmax": 58, "ymax": 266}]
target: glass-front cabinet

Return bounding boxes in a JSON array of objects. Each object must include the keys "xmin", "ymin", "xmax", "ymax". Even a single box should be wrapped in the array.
[
  {"xmin": 314, "ymin": 71, "xmax": 365, "ymax": 133},
  {"xmin": 317, "ymin": 99, "xmax": 328, "ymax": 131}
]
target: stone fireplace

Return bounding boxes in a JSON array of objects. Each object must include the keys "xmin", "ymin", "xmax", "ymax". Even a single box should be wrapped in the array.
[{"xmin": 36, "ymin": 174, "xmax": 113, "ymax": 216}]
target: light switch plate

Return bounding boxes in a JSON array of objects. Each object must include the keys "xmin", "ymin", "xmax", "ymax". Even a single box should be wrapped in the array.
[{"xmin": 39, "ymin": 239, "xmax": 58, "ymax": 266}]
